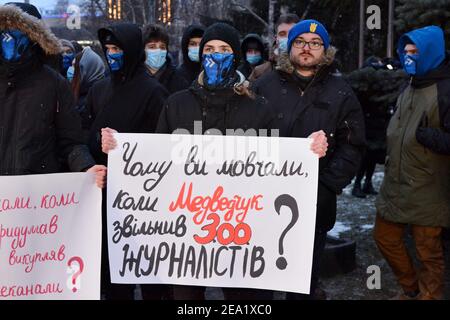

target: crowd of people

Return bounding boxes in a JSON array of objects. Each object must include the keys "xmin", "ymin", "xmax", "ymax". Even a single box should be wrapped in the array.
[{"xmin": 0, "ymin": 1, "xmax": 449, "ymax": 300}]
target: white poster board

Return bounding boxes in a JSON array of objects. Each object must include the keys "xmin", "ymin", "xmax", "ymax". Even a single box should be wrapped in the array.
[
  {"xmin": 0, "ymin": 173, "xmax": 102, "ymax": 300},
  {"xmin": 107, "ymin": 133, "xmax": 318, "ymax": 294}
]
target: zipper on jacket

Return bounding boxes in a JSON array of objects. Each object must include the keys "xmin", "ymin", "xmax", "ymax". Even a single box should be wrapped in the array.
[
  {"xmin": 344, "ymin": 120, "xmax": 351, "ymax": 143},
  {"xmin": 299, "ymin": 65, "xmax": 326, "ymax": 96},
  {"xmin": 299, "ymin": 72, "xmax": 318, "ymax": 97}
]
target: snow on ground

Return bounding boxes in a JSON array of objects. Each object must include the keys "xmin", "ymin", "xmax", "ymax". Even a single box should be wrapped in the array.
[
  {"xmin": 321, "ymin": 165, "xmax": 450, "ymax": 300},
  {"xmin": 328, "ymin": 221, "xmax": 352, "ymax": 238}
]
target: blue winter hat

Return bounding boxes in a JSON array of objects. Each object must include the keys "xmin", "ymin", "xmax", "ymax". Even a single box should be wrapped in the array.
[{"xmin": 288, "ymin": 19, "xmax": 330, "ymax": 52}]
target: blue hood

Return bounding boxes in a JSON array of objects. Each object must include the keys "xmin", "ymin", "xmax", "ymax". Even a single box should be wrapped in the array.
[{"xmin": 397, "ymin": 25, "xmax": 445, "ymax": 76}]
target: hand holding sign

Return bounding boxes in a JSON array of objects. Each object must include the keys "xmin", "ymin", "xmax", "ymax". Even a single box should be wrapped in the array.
[
  {"xmin": 308, "ymin": 130, "xmax": 328, "ymax": 158},
  {"xmin": 101, "ymin": 127, "xmax": 118, "ymax": 154},
  {"xmin": 87, "ymin": 165, "xmax": 107, "ymax": 189}
]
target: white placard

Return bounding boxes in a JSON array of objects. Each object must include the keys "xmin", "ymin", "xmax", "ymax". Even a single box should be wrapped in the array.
[
  {"xmin": 107, "ymin": 133, "xmax": 318, "ymax": 294},
  {"xmin": 0, "ymin": 173, "xmax": 102, "ymax": 300}
]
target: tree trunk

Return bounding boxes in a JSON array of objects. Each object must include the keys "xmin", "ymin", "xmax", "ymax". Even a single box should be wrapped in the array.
[
  {"xmin": 301, "ymin": 0, "xmax": 316, "ymax": 20},
  {"xmin": 387, "ymin": 0, "xmax": 394, "ymax": 58},
  {"xmin": 359, "ymin": 0, "xmax": 365, "ymax": 68},
  {"xmin": 268, "ymin": 0, "xmax": 277, "ymax": 55}
]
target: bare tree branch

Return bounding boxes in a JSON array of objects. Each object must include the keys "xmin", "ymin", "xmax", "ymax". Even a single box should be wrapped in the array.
[
  {"xmin": 229, "ymin": 0, "xmax": 268, "ymax": 27},
  {"xmin": 301, "ymin": 0, "xmax": 316, "ymax": 20},
  {"xmin": 93, "ymin": 0, "xmax": 107, "ymax": 18}
]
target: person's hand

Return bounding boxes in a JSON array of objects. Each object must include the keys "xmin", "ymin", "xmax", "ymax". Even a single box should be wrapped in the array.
[
  {"xmin": 87, "ymin": 165, "xmax": 107, "ymax": 189},
  {"xmin": 101, "ymin": 127, "xmax": 118, "ymax": 154},
  {"xmin": 309, "ymin": 130, "xmax": 328, "ymax": 158}
]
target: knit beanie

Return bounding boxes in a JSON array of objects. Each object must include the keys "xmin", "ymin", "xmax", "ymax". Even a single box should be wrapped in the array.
[
  {"xmin": 288, "ymin": 19, "xmax": 330, "ymax": 53},
  {"xmin": 199, "ymin": 22, "xmax": 241, "ymax": 65}
]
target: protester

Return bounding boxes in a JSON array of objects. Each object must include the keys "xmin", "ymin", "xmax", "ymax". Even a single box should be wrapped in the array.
[
  {"xmin": 175, "ymin": 24, "xmax": 205, "ymax": 89},
  {"xmin": 142, "ymin": 24, "xmax": 186, "ymax": 94},
  {"xmin": 374, "ymin": 25, "xmax": 450, "ymax": 300},
  {"xmin": 253, "ymin": 19, "xmax": 365, "ymax": 300},
  {"xmin": 249, "ymin": 13, "xmax": 300, "ymax": 82},
  {"xmin": 60, "ymin": 38, "xmax": 76, "ymax": 77},
  {"xmin": 101, "ymin": 22, "xmax": 328, "ymax": 300},
  {"xmin": 0, "ymin": 3, "xmax": 106, "ymax": 187},
  {"xmin": 238, "ymin": 33, "xmax": 267, "ymax": 79},
  {"xmin": 68, "ymin": 46, "xmax": 106, "ymax": 138},
  {"xmin": 86, "ymin": 22, "xmax": 169, "ymax": 300}
]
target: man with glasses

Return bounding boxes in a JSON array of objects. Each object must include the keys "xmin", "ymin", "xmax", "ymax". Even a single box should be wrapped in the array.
[{"xmin": 253, "ymin": 19, "xmax": 365, "ymax": 300}]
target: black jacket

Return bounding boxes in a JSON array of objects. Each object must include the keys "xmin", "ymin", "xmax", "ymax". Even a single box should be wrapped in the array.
[
  {"xmin": 174, "ymin": 25, "xmax": 205, "ymax": 90},
  {"xmin": 238, "ymin": 34, "xmax": 267, "ymax": 79},
  {"xmin": 74, "ymin": 47, "xmax": 106, "ymax": 140},
  {"xmin": 151, "ymin": 55, "xmax": 187, "ymax": 94},
  {"xmin": 156, "ymin": 72, "xmax": 276, "ymax": 134},
  {"xmin": 87, "ymin": 23, "xmax": 168, "ymax": 165},
  {"xmin": 253, "ymin": 54, "xmax": 366, "ymax": 231},
  {"xmin": 0, "ymin": 5, "xmax": 95, "ymax": 175},
  {"xmin": 415, "ymin": 58, "xmax": 450, "ymax": 155}
]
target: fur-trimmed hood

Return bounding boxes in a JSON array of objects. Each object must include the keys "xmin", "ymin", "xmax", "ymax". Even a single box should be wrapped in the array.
[
  {"xmin": 0, "ymin": 5, "xmax": 61, "ymax": 55},
  {"xmin": 276, "ymin": 45, "xmax": 337, "ymax": 74}
]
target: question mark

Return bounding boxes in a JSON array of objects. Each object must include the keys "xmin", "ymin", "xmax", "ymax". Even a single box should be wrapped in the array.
[
  {"xmin": 274, "ymin": 194, "xmax": 299, "ymax": 270},
  {"xmin": 67, "ymin": 256, "xmax": 84, "ymax": 293}
]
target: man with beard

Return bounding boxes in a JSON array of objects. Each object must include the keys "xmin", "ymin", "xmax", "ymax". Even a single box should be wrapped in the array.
[{"xmin": 253, "ymin": 19, "xmax": 365, "ymax": 300}]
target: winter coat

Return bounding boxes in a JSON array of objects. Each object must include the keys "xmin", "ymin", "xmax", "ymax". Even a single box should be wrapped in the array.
[
  {"xmin": 75, "ymin": 46, "xmax": 106, "ymax": 135},
  {"xmin": 238, "ymin": 34, "xmax": 267, "ymax": 79},
  {"xmin": 87, "ymin": 23, "xmax": 168, "ymax": 166},
  {"xmin": 0, "ymin": 4, "xmax": 95, "ymax": 175},
  {"xmin": 376, "ymin": 28, "xmax": 450, "ymax": 227},
  {"xmin": 253, "ymin": 50, "xmax": 366, "ymax": 231},
  {"xmin": 249, "ymin": 60, "xmax": 274, "ymax": 82},
  {"xmin": 174, "ymin": 25, "xmax": 205, "ymax": 89},
  {"xmin": 156, "ymin": 71, "xmax": 276, "ymax": 134}
]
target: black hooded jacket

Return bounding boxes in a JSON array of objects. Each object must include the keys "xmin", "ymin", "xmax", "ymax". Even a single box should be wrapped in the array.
[
  {"xmin": 174, "ymin": 25, "xmax": 205, "ymax": 90},
  {"xmin": 150, "ymin": 55, "xmax": 187, "ymax": 94},
  {"xmin": 0, "ymin": 4, "xmax": 95, "ymax": 175},
  {"xmin": 238, "ymin": 34, "xmax": 266, "ymax": 79},
  {"xmin": 86, "ymin": 23, "xmax": 168, "ymax": 165}
]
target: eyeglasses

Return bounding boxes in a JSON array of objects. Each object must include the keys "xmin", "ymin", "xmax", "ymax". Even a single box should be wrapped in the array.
[{"xmin": 292, "ymin": 39, "xmax": 324, "ymax": 50}]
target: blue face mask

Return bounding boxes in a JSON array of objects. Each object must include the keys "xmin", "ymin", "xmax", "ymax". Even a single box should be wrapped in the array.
[
  {"xmin": 107, "ymin": 52, "xmax": 124, "ymax": 72},
  {"xmin": 1, "ymin": 30, "xmax": 30, "ymax": 62},
  {"xmin": 202, "ymin": 53, "xmax": 235, "ymax": 88},
  {"xmin": 246, "ymin": 53, "xmax": 262, "ymax": 65},
  {"xmin": 145, "ymin": 49, "xmax": 167, "ymax": 70},
  {"xmin": 62, "ymin": 53, "xmax": 75, "ymax": 70},
  {"xmin": 278, "ymin": 38, "xmax": 288, "ymax": 53},
  {"xmin": 67, "ymin": 66, "xmax": 75, "ymax": 82},
  {"xmin": 404, "ymin": 54, "xmax": 419, "ymax": 75},
  {"xmin": 188, "ymin": 47, "xmax": 200, "ymax": 62}
]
